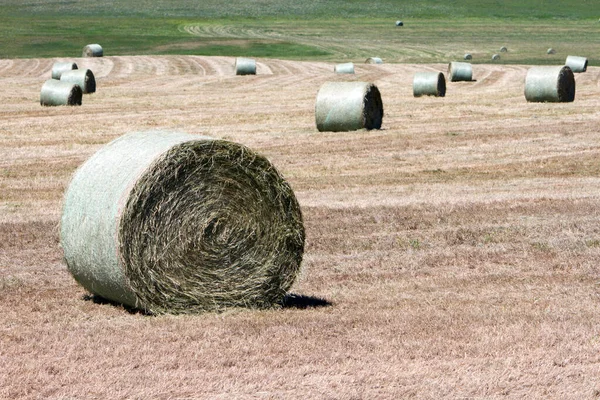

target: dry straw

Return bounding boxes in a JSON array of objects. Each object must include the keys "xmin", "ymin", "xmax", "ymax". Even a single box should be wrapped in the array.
[
  {"xmin": 524, "ymin": 66, "xmax": 575, "ymax": 103},
  {"xmin": 365, "ymin": 57, "xmax": 383, "ymax": 64},
  {"xmin": 40, "ymin": 79, "xmax": 82, "ymax": 106},
  {"xmin": 60, "ymin": 69, "xmax": 96, "ymax": 94},
  {"xmin": 315, "ymin": 82, "xmax": 383, "ymax": 132},
  {"xmin": 334, "ymin": 62, "xmax": 355, "ymax": 74},
  {"xmin": 82, "ymin": 44, "xmax": 103, "ymax": 57},
  {"xmin": 413, "ymin": 72, "xmax": 446, "ymax": 97},
  {"xmin": 235, "ymin": 57, "xmax": 256, "ymax": 75},
  {"xmin": 51, "ymin": 62, "xmax": 78, "ymax": 80},
  {"xmin": 61, "ymin": 130, "xmax": 305, "ymax": 314},
  {"xmin": 448, "ymin": 61, "xmax": 473, "ymax": 82},
  {"xmin": 565, "ymin": 55, "xmax": 588, "ymax": 73}
]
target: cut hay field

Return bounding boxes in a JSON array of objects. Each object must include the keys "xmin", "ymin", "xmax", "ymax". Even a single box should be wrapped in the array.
[{"xmin": 1, "ymin": 55, "xmax": 600, "ymax": 398}]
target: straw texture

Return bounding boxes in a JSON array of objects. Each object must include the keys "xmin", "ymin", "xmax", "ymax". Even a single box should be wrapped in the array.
[
  {"xmin": 82, "ymin": 44, "xmax": 103, "ymax": 57},
  {"xmin": 365, "ymin": 57, "xmax": 383, "ymax": 64},
  {"xmin": 60, "ymin": 69, "xmax": 96, "ymax": 94},
  {"xmin": 413, "ymin": 72, "xmax": 446, "ymax": 97},
  {"xmin": 334, "ymin": 62, "xmax": 355, "ymax": 74},
  {"xmin": 448, "ymin": 62, "xmax": 473, "ymax": 82},
  {"xmin": 315, "ymin": 82, "xmax": 383, "ymax": 132},
  {"xmin": 51, "ymin": 62, "xmax": 78, "ymax": 80},
  {"xmin": 61, "ymin": 130, "xmax": 305, "ymax": 314},
  {"xmin": 524, "ymin": 66, "xmax": 575, "ymax": 103},
  {"xmin": 40, "ymin": 79, "xmax": 82, "ymax": 106},
  {"xmin": 565, "ymin": 55, "xmax": 588, "ymax": 73},
  {"xmin": 235, "ymin": 57, "xmax": 256, "ymax": 75}
]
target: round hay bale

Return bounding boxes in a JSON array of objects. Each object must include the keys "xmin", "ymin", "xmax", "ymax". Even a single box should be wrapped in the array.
[
  {"xmin": 565, "ymin": 55, "xmax": 588, "ymax": 73},
  {"xmin": 500, "ymin": 46, "xmax": 508, "ymax": 53},
  {"xmin": 51, "ymin": 61, "xmax": 78, "ymax": 80},
  {"xmin": 395, "ymin": 21, "xmax": 404, "ymax": 27},
  {"xmin": 60, "ymin": 69, "xmax": 96, "ymax": 94},
  {"xmin": 334, "ymin": 62, "xmax": 355, "ymax": 74},
  {"xmin": 82, "ymin": 44, "xmax": 103, "ymax": 57},
  {"xmin": 235, "ymin": 57, "xmax": 256, "ymax": 75},
  {"xmin": 40, "ymin": 79, "xmax": 82, "ymax": 106},
  {"xmin": 60, "ymin": 130, "xmax": 305, "ymax": 314},
  {"xmin": 447, "ymin": 61, "xmax": 473, "ymax": 82},
  {"xmin": 492, "ymin": 54, "xmax": 500, "ymax": 61},
  {"xmin": 524, "ymin": 66, "xmax": 575, "ymax": 103},
  {"xmin": 413, "ymin": 72, "xmax": 446, "ymax": 97},
  {"xmin": 315, "ymin": 81, "xmax": 383, "ymax": 132},
  {"xmin": 547, "ymin": 48, "xmax": 556, "ymax": 55},
  {"xmin": 365, "ymin": 57, "xmax": 383, "ymax": 64},
  {"xmin": 464, "ymin": 53, "xmax": 472, "ymax": 60}
]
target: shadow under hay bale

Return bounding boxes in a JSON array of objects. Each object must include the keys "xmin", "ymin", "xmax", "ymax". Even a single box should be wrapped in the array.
[
  {"xmin": 413, "ymin": 72, "xmax": 446, "ymax": 97},
  {"xmin": 40, "ymin": 79, "xmax": 82, "ymax": 106},
  {"xmin": 51, "ymin": 62, "xmax": 78, "ymax": 80},
  {"xmin": 365, "ymin": 57, "xmax": 383, "ymax": 64},
  {"xmin": 524, "ymin": 66, "xmax": 575, "ymax": 103},
  {"xmin": 281, "ymin": 294, "xmax": 332, "ymax": 309},
  {"xmin": 82, "ymin": 44, "xmax": 103, "ymax": 57},
  {"xmin": 315, "ymin": 81, "xmax": 383, "ymax": 132},
  {"xmin": 334, "ymin": 62, "xmax": 355, "ymax": 74},
  {"xmin": 448, "ymin": 61, "xmax": 473, "ymax": 82},
  {"xmin": 565, "ymin": 55, "xmax": 588, "ymax": 73},
  {"xmin": 61, "ymin": 130, "xmax": 305, "ymax": 314},
  {"xmin": 235, "ymin": 57, "xmax": 256, "ymax": 75},
  {"xmin": 60, "ymin": 69, "xmax": 96, "ymax": 94}
]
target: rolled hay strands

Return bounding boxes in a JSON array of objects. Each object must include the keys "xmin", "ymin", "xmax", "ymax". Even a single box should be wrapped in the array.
[
  {"xmin": 524, "ymin": 66, "xmax": 575, "ymax": 103},
  {"xmin": 413, "ymin": 72, "xmax": 446, "ymax": 97},
  {"xmin": 60, "ymin": 69, "xmax": 96, "ymax": 94},
  {"xmin": 60, "ymin": 130, "xmax": 305, "ymax": 314},
  {"xmin": 565, "ymin": 55, "xmax": 588, "ymax": 73},
  {"xmin": 40, "ymin": 79, "xmax": 82, "ymax": 106},
  {"xmin": 334, "ymin": 62, "xmax": 355, "ymax": 74},
  {"xmin": 315, "ymin": 81, "xmax": 383, "ymax": 132},
  {"xmin": 464, "ymin": 53, "xmax": 472, "ymax": 60},
  {"xmin": 82, "ymin": 44, "xmax": 103, "ymax": 57},
  {"xmin": 51, "ymin": 61, "xmax": 78, "ymax": 80},
  {"xmin": 365, "ymin": 57, "xmax": 383, "ymax": 64},
  {"xmin": 235, "ymin": 57, "xmax": 256, "ymax": 75},
  {"xmin": 447, "ymin": 61, "xmax": 473, "ymax": 82}
]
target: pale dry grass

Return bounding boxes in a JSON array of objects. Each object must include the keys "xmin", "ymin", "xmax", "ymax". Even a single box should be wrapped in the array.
[{"xmin": 1, "ymin": 56, "xmax": 600, "ymax": 399}]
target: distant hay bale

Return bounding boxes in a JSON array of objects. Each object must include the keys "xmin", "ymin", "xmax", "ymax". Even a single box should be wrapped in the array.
[
  {"xmin": 413, "ymin": 72, "xmax": 446, "ymax": 97},
  {"xmin": 365, "ymin": 57, "xmax": 383, "ymax": 64},
  {"xmin": 51, "ymin": 62, "xmax": 78, "ymax": 80},
  {"xmin": 500, "ymin": 46, "xmax": 508, "ymax": 53},
  {"xmin": 464, "ymin": 53, "xmax": 472, "ymax": 60},
  {"xmin": 334, "ymin": 62, "xmax": 355, "ymax": 74},
  {"xmin": 447, "ymin": 61, "xmax": 473, "ymax": 82},
  {"xmin": 547, "ymin": 48, "xmax": 556, "ymax": 55},
  {"xmin": 60, "ymin": 69, "xmax": 96, "ymax": 94},
  {"xmin": 315, "ymin": 81, "xmax": 383, "ymax": 132},
  {"xmin": 82, "ymin": 44, "xmax": 103, "ymax": 57},
  {"xmin": 395, "ymin": 21, "xmax": 404, "ymax": 26},
  {"xmin": 235, "ymin": 57, "xmax": 256, "ymax": 75},
  {"xmin": 524, "ymin": 66, "xmax": 575, "ymax": 103},
  {"xmin": 565, "ymin": 55, "xmax": 588, "ymax": 73},
  {"xmin": 492, "ymin": 54, "xmax": 500, "ymax": 61},
  {"xmin": 60, "ymin": 130, "xmax": 305, "ymax": 314},
  {"xmin": 40, "ymin": 79, "xmax": 82, "ymax": 106}
]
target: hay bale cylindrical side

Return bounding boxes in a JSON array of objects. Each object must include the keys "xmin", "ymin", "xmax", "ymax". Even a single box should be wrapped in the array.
[
  {"xmin": 315, "ymin": 81, "xmax": 383, "ymax": 132},
  {"xmin": 492, "ymin": 54, "xmax": 500, "ymax": 61},
  {"xmin": 524, "ymin": 66, "xmax": 575, "ymax": 103},
  {"xmin": 60, "ymin": 130, "xmax": 305, "ymax": 314},
  {"xmin": 413, "ymin": 72, "xmax": 446, "ymax": 97},
  {"xmin": 464, "ymin": 53, "xmax": 472, "ymax": 60},
  {"xmin": 365, "ymin": 57, "xmax": 383, "ymax": 64},
  {"xmin": 60, "ymin": 69, "xmax": 96, "ymax": 94},
  {"xmin": 448, "ymin": 61, "xmax": 473, "ymax": 82},
  {"xmin": 334, "ymin": 62, "xmax": 355, "ymax": 74},
  {"xmin": 547, "ymin": 48, "xmax": 556, "ymax": 55},
  {"xmin": 51, "ymin": 62, "xmax": 78, "ymax": 80},
  {"xmin": 235, "ymin": 57, "xmax": 256, "ymax": 75},
  {"xmin": 40, "ymin": 79, "xmax": 82, "ymax": 106},
  {"xmin": 395, "ymin": 21, "xmax": 404, "ymax": 27},
  {"xmin": 500, "ymin": 46, "xmax": 508, "ymax": 53},
  {"xmin": 82, "ymin": 44, "xmax": 103, "ymax": 57},
  {"xmin": 565, "ymin": 55, "xmax": 588, "ymax": 73}
]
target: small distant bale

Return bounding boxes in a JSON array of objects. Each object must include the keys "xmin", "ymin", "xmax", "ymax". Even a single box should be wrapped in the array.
[
  {"xmin": 447, "ymin": 61, "xmax": 473, "ymax": 82},
  {"xmin": 40, "ymin": 79, "xmax": 82, "ymax": 106},
  {"xmin": 365, "ymin": 57, "xmax": 383, "ymax": 64},
  {"xmin": 492, "ymin": 54, "xmax": 500, "ymax": 61},
  {"xmin": 235, "ymin": 57, "xmax": 256, "ymax": 75},
  {"xmin": 413, "ymin": 72, "xmax": 446, "ymax": 97},
  {"xmin": 334, "ymin": 62, "xmax": 355, "ymax": 74},
  {"xmin": 315, "ymin": 81, "xmax": 383, "ymax": 132},
  {"xmin": 395, "ymin": 21, "xmax": 404, "ymax": 27},
  {"xmin": 547, "ymin": 48, "xmax": 556, "ymax": 55},
  {"xmin": 464, "ymin": 53, "xmax": 472, "ymax": 60},
  {"xmin": 500, "ymin": 46, "xmax": 508, "ymax": 53},
  {"xmin": 51, "ymin": 62, "xmax": 78, "ymax": 80},
  {"xmin": 60, "ymin": 69, "xmax": 96, "ymax": 94},
  {"xmin": 524, "ymin": 66, "xmax": 575, "ymax": 103},
  {"xmin": 82, "ymin": 44, "xmax": 103, "ymax": 57},
  {"xmin": 565, "ymin": 55, "xmax": 588, "ymax": 73}
]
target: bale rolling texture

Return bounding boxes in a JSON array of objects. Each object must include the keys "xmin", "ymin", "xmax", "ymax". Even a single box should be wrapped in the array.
[
  {"xmin": 448, "ymin": 62, "xmax": 473, "ymax": 82},
  {"xmin": 51, "ymin": 62, "xmax": 78, "ymax": 80},
  {"xmin": 40, "ymin": 79, "xmax": 82, "ymax": 106},
  {"xmin": 235, "ymin": 57, "xmax": 256, "ymax": 75},
  {"xmin": 60, "ymin": 130, "xmax": 305, "ymax": 314},
  {"xmin": 82, "ymin": 44, "xmax": 103, "ymax": 57},
  {"xmin": 524, "ymin": 66, "xmax": 575, "ymax": 103},
  {"xmin": 413, "ymin": 72, "xmax": 446, "ymax": 97},
  {"xmin": 365, "ymin": 57, "xmax": 383, "ymax": 64},
  {"xmin": 334, "ymin": 62, "xmax": 355, "ymax": 74},
  {"xmin": 565, "ymin": 55, "xmax": 588, "ymax": 73},
  {"xmin": 60, "ymin": 69, "xmax": 96, "ymax": 94},
  {"xmin": 315, "ymin": 82, "xmax": 383, "ymax": 132}
]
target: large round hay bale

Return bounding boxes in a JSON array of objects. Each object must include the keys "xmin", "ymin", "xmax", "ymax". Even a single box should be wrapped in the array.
[
  {"xmin": 40, "ymin": 79, "xmax": 82, "ymax": 106},
  {"xmin": 61, "ymin": 130, "xmax": 305, "ymax": 314},
  {"xmin": 464, "ymin": 53, "xmax": 472, "ymax": 60},
  {"xmin": 565, "ymin": 55, "xmax": 588, "ymax": 73},
  {"xmin": 82, "ymin": 44, "xmax": 103, "ymax": 57},
  {"xmin": 395, "ymin": 21, "xmax": 404, "ymax": 27},
  {"xmin": 60, "ymin": 69, "xmax": 96, "ymax": 94},
  {"xmin": 547, "ymin": 48, "xmax": 556, "ymax": 55},
  {"xmin": 413, "ymin": 72, "xmax": 446, "ymax": 97},
  {"xmin": 500, "ymin": 46, "xmax": 508, "ymax": 53},
  {"xmin": 315, "ymin": 82, "xmax": 383, "ymax": 132},
  {"xmin": 51, "ymin": 62, "xmax": 78, "ymax": 80},
  {"xmin": 447, "ymin": 61, "xmax": 473, "ymax": 82},
  {"xmin": 492, "ymin": 54, "xmax": 500, "ymax": 61},
  {"xmin": 524, "ymin": 66, "xmax": 575, "ymax": 103},
  {"xmin": 235, "ymin": 57, "xmax": 256, "ymax": 75},
  {"xmin": 334, "ymin": 62, "xmax": 355, "ymax": 74},
  {"xmin": 365, "ymin": 57, "xmax": 383, "ymax": 64}
]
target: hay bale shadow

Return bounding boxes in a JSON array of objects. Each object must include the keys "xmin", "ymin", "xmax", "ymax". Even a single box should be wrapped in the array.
[
  {"xmin": 282, "ymin": 293, "xmax": 332, "ymax": 309},
  {"xmin": 82, "ymin": 294, "xmax": 148, "ymax": 315}
]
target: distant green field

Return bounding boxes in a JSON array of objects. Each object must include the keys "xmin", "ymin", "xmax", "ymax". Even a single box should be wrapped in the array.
[{"xmin": 1, "ymin": 0, "xmax": 598, "ymax": 63}]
